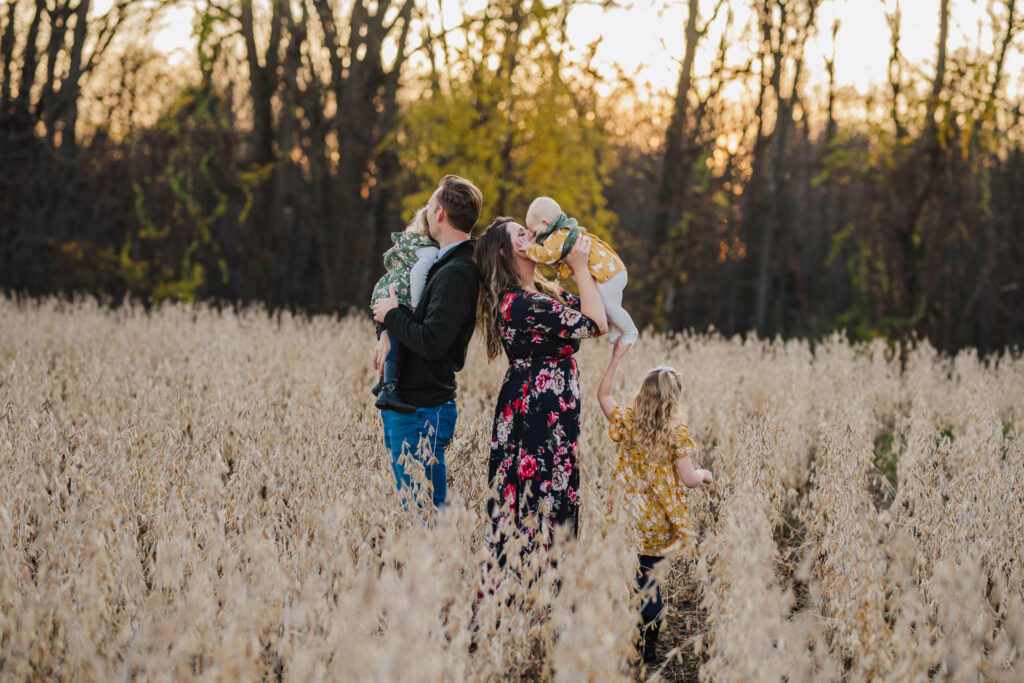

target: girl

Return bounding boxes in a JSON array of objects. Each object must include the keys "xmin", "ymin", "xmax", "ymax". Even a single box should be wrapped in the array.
[
  {"xmin": 370, "ymin": 207, "xmax": 438, "ymax": 413},
  {"xmin": 597, "ymin": 341, "xmax": 713, "ymax": 665}
]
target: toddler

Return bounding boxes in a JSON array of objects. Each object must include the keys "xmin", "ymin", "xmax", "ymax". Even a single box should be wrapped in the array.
[
  {"xmin": 370, "ymin": 207, "xmax": 438, "ymax": 413},
  {"xmin": 597, "ymin": 340, "xmax": 713, "ymax": 665},
  {"xmin": 525, "ymin": 196, "xmax": 638, "ymax": 345}
]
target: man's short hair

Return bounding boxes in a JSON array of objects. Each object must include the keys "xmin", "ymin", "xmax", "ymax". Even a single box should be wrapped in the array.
[{"xmin": 437, "ymin": 175, "xmax": 483, "ymax": 234}]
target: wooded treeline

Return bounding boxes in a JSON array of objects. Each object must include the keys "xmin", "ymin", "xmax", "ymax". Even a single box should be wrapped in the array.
[{"xmin": 2, "ymin": 0, "xmax": 1022, "ymax": 353}]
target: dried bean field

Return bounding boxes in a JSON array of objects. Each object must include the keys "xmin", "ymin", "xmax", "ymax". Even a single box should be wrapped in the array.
[{"xmin": 1, "ymin": 298, "xmax": 1022, "ymax": 681}]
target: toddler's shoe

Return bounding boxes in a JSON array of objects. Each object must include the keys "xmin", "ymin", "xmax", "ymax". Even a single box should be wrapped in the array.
[{"xmin": 376, "ymin": 385, "xmax": 415, "ymax": 414}]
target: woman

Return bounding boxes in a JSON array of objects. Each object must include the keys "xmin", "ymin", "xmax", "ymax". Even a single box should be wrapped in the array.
[{"xmin": 475, "ymin": 217, "xmax": 608, "ymax": 561}]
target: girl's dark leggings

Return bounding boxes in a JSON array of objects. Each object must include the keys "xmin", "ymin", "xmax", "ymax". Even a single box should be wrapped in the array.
[{"xmin": 637, "ymin": 554, "xmax": 664, "ymax": 663}]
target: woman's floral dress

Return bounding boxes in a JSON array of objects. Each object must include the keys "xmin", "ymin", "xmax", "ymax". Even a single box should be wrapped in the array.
[{"xmin": 488, "ymin": 288, "xmax": 600, "ymax": 557}]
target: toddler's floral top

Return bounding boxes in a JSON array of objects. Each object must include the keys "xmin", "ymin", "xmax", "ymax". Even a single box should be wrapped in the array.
[
  {"xmin": 609, "ymin": 406, "xmax": 697, "ymax": 556},
  {"xmin": 488, "ymin": 289, "xmax": 600, "ymax": 556},
  {"xmin": 371, "ymin": 231, "xmax": 438, "ymax": 308}
]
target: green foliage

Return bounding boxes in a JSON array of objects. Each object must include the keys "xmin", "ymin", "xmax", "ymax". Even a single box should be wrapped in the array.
[
  {"xmin": 238, "ymin": 163, "xmax": 275, "ymax": 224},
  {"xmin": 68, "ymin": 5, "xmax": 260, "ymax": 303},
  {"xmin": 125, "ymin": 82, "xmax": 232, "ymax": 303},
  {"xmin": 390, "ymin": 0, "xmax": 615, "ymax": 240},
  {"xmin": 873, "ymin": 427, "xmax": 905, "ymax": 489}
]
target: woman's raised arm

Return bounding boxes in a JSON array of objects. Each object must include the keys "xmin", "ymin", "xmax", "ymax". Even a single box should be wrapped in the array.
[{"xmin": 565, "ymin": 235, "xmax": 608, "ymax": 335}]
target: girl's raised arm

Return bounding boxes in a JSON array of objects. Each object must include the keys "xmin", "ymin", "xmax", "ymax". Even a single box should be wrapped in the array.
[{"xmin": 597, "ymin": 339, "xmax": 631, "ymax": 419}]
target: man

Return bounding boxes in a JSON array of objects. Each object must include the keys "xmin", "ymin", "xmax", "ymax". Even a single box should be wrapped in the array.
[{"xmin": 371, "ymin": 175, "xmax": 482, "ymax": 508}]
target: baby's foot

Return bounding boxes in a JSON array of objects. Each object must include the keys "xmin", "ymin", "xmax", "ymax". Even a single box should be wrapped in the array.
[
  {"xmin": 607, "ymin": 326, "xmax": 621, "ymax": 344},
  {"xmin": 620, "ymin": 331, "xmax": 638, "ymax": 346}
]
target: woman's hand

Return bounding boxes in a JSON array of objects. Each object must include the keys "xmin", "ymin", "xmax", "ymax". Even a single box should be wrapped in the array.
[{"xmin": 565, "ymin": 234, "xmax": 591, "ymax": 274}]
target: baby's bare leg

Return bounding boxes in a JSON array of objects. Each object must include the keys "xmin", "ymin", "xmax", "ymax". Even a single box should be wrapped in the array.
[{"xmin": 595, "ymin": 271, "xmax": 638, "ymax": 345}]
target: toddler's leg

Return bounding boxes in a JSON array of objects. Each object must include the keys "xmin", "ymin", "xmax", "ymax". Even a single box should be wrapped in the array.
[
  {"xmin": 377, "ymin": 337, "xmax": 414, "ymax": 414},
  {"xmin": 596, "ymin": 271, "xmax": 638, "ymax": 345}
]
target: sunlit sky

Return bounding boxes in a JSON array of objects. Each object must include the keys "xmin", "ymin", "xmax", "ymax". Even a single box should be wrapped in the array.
[{"xmin": 136, "ymin": 0, "xmax": 1018, "ymax": 97}]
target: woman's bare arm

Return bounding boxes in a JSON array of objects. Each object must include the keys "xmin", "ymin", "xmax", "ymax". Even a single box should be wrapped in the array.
[{"xmin": 565, "ymin": 235, "xmax": 609, "ymax": 335}]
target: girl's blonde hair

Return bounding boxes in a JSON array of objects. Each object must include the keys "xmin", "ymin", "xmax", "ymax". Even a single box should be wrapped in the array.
[
  {"xmin": 632, "ymin": 367, "xmax": 684, "ymax": 454},
  {"xmin": 405, "ymin": 206, "xmax": 431, "ymax": 237}
]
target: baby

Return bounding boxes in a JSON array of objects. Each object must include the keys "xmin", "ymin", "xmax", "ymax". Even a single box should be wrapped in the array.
[{"xmin": 525, "ymin": 197, "xmax": 638, "ymax": 345}]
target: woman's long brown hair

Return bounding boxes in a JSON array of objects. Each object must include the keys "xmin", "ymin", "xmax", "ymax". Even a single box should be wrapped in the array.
[{"xmin": 475, "ymin": 218, "xmax": 564, "ymax": 362}]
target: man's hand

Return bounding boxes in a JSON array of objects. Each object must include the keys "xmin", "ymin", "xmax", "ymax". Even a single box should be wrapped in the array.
[
  {"xmin": 372, "ymin": 332, "xmax": 390, "ymax": 372},
  {"xmin": 372, "ymin": 284, "xmax": 399, "ymax": 323}
]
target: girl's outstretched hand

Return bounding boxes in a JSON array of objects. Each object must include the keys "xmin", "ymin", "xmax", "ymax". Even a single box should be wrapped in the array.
[
  {"xmin": 611, "ymin": 338, "xmax": 632, "ymax": 361},
  {"xmin": 597, "ymin": 336, "xmax": 629, "ymax": 420},
  {"xmin": 701, "ymin": 470, "xmax": 714, "ymax": 485}
]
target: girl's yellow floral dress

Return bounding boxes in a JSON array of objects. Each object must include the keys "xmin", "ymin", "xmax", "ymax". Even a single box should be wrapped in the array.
[{"xmin": 609, "ymin": 406, "xmax": 697, "ymax": 556}]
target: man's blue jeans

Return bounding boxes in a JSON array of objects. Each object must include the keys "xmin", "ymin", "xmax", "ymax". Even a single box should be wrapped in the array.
[{"xmin": 380, "ymin": 399, "xmax": 457, "ymax": 508}]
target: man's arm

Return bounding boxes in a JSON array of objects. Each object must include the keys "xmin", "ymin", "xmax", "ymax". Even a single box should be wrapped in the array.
[{"xmin": 383, "ymin": 266, "xmax": 477, "ymax": 360}]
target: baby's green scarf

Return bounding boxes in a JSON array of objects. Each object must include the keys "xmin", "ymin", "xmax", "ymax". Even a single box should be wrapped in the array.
[{"xmin": 535, "ymin": 212, "xmax": 584, "ymax": 260}]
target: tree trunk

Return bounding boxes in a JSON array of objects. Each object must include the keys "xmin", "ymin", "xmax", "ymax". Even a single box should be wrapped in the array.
[
  {"xmin": 959, "ymin": 0, "xmax": 1017, "ymax": 340},
  {"xmin": 886, "ymin": 4, "xmax": 906, "ymax": 139},
  {"xmin": 651, "ymin": 0, "xmax": 700, "ymax": 255},
  {"xmin": 57, "ymin": 0, "xmax": 90, "ymax": 159},
  {"xmin": 495, "ymin": 0, "xmax": 525, "ymax": 217},
  {"xmin": 276, "ymin": 1, "xmax": 304, "ymax": 302},
  {"xmin": 312, "ymin": 0, "xmax": 412, "ymax": 309},
  {"xmin": 821, "ymin": 18, "xmax": 840, "ymax": 319},
  {"xmin": 41, "ymin": 1, "xmax": 71, "ymax": 148},
  {"xmin": 14, "ymin": 0, "xmax": 45, "ymax": 125},
  {"xmin": 754, "ymin": 0, "xmax": 817, "ymax": 334},
  {"xmin": 896, "ymin": 0, "xmax": 949, "ymax": 320},
  {"xmin": 0, "ymin": 1, "xmax": 16, "ymax": 114},
  {"xmin": 240, "ymin": 0, "xmax": 278, "ymax": 165},
  {"xmin": 239, "ymin": 0, "xmax": 286, "ymax": 303}
]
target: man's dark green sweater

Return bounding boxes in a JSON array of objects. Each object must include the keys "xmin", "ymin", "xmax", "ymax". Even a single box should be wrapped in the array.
[{"xmin": 380, "ymin": 239, "xmax": 478, "ymax": 407}]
